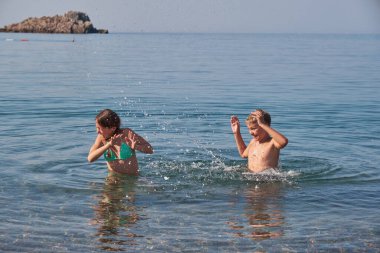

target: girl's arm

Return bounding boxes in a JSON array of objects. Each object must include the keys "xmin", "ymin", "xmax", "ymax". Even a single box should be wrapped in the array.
[
  {"xmin": 87, "ymin": 135, "xmax": 111, "ymax": 162},
  {"xmin": 125, "ymin": 129, "xmax": 154, "ymax": 154}
]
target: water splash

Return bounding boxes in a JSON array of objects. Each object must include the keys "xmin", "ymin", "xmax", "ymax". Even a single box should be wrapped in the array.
[{"xmin": 145, "ymin": 158, "xmax": 299, "ymax": 186}]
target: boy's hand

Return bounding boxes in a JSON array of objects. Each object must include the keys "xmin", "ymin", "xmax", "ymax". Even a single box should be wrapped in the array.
[
  {"xmin": 251, "ymin": 110, "xmax": 265, "ymax": 125},
  {"xmin": 230, "ymin": 116, "xmax": 241, "ymax": 134}
]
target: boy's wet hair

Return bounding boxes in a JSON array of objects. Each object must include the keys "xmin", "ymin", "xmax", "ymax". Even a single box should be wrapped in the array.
[
  {"xmin": 246, "ymin": 109, "xmax": 271, "ymax": 126},
  {"xmin": 96, "ymin": 109, "xmax": 121, "ymax": 129}
]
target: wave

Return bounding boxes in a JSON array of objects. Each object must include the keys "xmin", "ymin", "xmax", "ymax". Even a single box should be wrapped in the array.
[
  {"xmin": 141, "ymin": 154, "xmax": 379, "ymax": 187},
  {"xmin": 282, "ymin": 156, "xmax": 380, "ymax": 184},
  {"xmin": 13, "ymin": 153, "xmax": 378, "ymax": 195}
]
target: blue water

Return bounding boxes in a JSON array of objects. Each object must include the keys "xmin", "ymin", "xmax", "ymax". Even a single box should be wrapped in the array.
[{"xmin": 1, "ymin": 32, "xmax": 380, "ymax": 252}]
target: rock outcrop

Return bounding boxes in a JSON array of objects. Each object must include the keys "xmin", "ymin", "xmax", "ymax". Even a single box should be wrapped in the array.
[{"xmin": 0, "ymin": 11, "xmax": 108, "ymax": 34}]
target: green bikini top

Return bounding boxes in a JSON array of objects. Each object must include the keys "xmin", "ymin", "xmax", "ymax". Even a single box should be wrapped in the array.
[{"xmin": 104, "ymin": 142, "xmax": 135, "ymax": 162}]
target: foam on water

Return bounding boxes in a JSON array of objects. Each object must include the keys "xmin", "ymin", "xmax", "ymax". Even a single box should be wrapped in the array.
[
  {"xmin": 242, "ymin": 169, "xmax": 300, "ymax": 183},
  {"xmin": 145, "ymin": 156, "xmax": 300, "ymax": 187}
]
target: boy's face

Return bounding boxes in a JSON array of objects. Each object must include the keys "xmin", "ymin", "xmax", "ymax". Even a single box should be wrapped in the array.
[{"xmin": 246, "ymin": 122, "xmax": 266, "ymax": 142}]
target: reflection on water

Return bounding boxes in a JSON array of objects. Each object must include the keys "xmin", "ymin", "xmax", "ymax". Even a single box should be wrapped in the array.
[
  {"xmin": 91, "ymin": 173, "xmax": 143, "ymax": 251},
  {"xmin": 228, "ymin": 183, "xmax": 285, "ymax": 240}
]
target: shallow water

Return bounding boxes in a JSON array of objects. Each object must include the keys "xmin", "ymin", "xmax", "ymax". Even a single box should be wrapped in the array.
[{"xmin": 0, "ymin": 32, "xmax": 379, "ymax": 252}]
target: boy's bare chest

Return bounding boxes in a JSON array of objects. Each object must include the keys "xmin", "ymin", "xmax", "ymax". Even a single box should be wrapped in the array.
[{"xmin": 249, "ymin": 142, "xmax": 273, "ymax": 160}]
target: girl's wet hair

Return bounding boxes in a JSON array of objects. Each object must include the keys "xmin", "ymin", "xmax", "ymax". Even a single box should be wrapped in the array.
[
  {"xmin": 246, "ymin": 109, "xmax": 271, "ymax": 126},
  {"xmin": 96, "ymin": 109, "xmax": 121, "ymax": 129}
]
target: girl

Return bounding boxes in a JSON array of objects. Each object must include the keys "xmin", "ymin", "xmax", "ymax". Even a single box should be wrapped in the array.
[{"xmin": 88, "ymin": 109, "xmax": 153, "ymax": 175}]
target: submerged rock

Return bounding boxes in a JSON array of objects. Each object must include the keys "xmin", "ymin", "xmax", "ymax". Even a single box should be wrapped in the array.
[{"xmin": 0, "ymin": 11, "xmax": 108, "ymax": 34}]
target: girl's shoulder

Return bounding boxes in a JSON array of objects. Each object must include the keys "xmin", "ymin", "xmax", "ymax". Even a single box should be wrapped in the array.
[{"xmin": 121, "ymin": 128, "xmax": 134, "ymax": 135}]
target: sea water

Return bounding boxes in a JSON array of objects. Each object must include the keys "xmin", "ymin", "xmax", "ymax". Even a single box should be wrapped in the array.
[{"xmin": 0, "ymin": 32, "xmax": 379, "ymax": 252}]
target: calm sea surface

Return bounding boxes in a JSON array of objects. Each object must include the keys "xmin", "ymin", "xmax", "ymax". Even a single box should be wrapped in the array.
[{"xmin": 0, "ymin": 32, "xmax": 379, "ymax": 252}]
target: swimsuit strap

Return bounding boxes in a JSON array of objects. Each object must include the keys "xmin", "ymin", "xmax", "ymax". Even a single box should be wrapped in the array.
[{"xmin": 104, "ymin": 147, "xmax": 117, "ymax": 162}]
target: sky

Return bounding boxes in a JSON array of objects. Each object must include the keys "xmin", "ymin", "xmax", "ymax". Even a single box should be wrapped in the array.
[{"xmin": 0, "ymin": 0, "xmax": 379, "ymax": 34}]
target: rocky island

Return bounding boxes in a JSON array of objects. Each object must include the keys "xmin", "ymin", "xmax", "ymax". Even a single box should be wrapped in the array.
[{"xmin": 0, "ymin": 11, "xmax": 108, "ymax": 34}]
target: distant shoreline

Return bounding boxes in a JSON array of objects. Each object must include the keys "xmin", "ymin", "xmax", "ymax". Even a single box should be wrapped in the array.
[{"xmin": 0, "ymin": 11, "xmax": 108, "ymax": 34}]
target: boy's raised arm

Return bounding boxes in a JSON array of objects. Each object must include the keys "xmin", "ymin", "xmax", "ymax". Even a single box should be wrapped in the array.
[
  {"xmin": 231, "ymin": 116, "xmax": 248, "ymax": 158},
  {"xmin": 259, "ymin": 123, "xmax": 288, "ymax": 149},
  {"xmin": 251, "ymin": 110, "xmax": 288, "ymax": 149}
]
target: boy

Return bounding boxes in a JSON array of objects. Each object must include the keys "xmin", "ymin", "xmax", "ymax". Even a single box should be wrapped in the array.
[{"xmin": 230, "ymin": 109, "xmax": 288, "ymax": 173}]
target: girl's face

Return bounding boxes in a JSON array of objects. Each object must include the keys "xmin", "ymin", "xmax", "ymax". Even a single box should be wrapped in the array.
[{"xmin": 96, "ymin": 121, "xmax": 116, "ymax": 140}]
